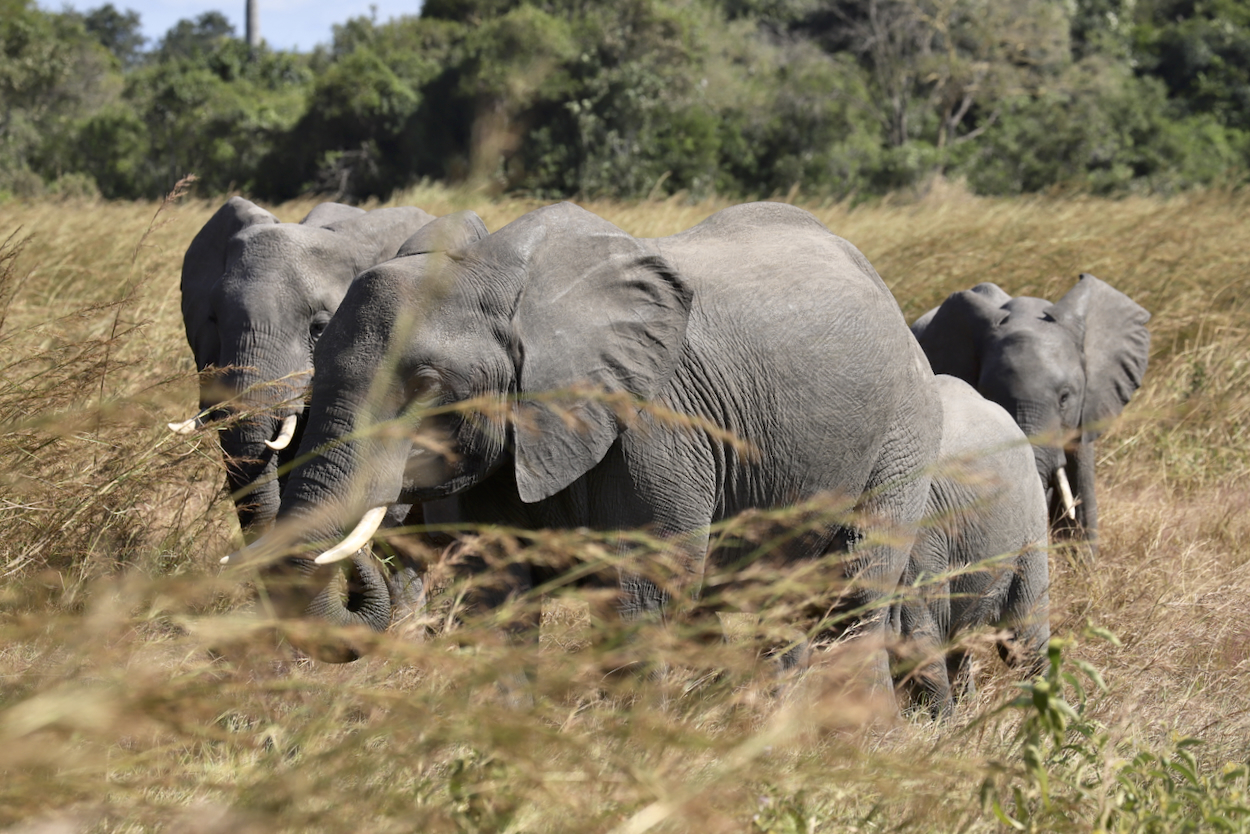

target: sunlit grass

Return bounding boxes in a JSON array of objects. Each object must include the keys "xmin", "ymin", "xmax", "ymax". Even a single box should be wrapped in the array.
[{"xmin": 0, "ymin": 181, "xmax": 1248, "ymax": 831}]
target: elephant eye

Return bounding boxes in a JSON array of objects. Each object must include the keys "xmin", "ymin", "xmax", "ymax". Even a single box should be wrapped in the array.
[
  {"xmin": 309, "ymin": 312, "xmax": 332, "ymax": 341},
  {"xmin": 405, "ymin": 368, "xmax": 443, "ymax": 407}
]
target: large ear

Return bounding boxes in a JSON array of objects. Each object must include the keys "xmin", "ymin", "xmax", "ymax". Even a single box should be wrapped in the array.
[
  {"xmin": 1048, "ymin": 273, "xmax": 1151, "ymax": 439},
  {"xmin": 181, "ymin": 197, "xmax": 278, "ymax": 371},
  {"xmin": 396, "ymin": 210, "xmax": 488, "ymax": 256},
  {"xmin": 504, "ymin": 203, "xmax": 693, "ymax": 503},
  {"xmin": 321, "ymin": 206, "xmax": 438, "ymax": 273},
  {"xmin": 299, "ymin": 202, "xmax": 366, "ymax": 227},
  {"xmin": 913, "ymin": 282, "xmax": 1011, "ymax": 384}
]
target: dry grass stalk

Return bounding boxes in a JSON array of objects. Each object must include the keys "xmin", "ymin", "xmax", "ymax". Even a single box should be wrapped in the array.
[{"xmin": 0, "ymin": 183, "xmax": 1247, "ymax": 831}]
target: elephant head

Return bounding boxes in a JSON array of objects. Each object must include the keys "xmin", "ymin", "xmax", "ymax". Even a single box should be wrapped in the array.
[
  {"xmin": 226, "ymin": 203, "xmax": 692, "ymax": 657},
  {"xmin": 176, "ymin": 197, "xmax": 436, "ymax": 537},
  {"xmin": 911, "ymin": 275, "xmax": 1150, "ymax": 548}
]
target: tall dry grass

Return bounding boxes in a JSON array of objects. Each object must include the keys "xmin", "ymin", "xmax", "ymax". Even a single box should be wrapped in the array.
[{"xmin": 0, "ymin": 181, "xmax": 1247, "ymax": 832}]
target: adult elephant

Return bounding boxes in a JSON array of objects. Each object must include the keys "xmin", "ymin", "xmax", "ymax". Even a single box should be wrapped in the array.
[
  {"xmin": 225, "ymin": 201, "xmax": 942, "ymax": 669},
  {"xmin": 899, "ymin": 375, "xmax": 1050, "ymax": 717},
  {"xmin": 174, "ymin": 199, "xmax": 486, "ymax": 633},
  {"xmin": 910, "ymin": 276, "xmax": 1150, "ymax": 556}
]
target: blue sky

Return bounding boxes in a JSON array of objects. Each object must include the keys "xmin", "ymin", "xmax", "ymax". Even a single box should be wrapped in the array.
[{"xmin": 44, "ymin": 1, "xmax": 424, "ymax": 52}]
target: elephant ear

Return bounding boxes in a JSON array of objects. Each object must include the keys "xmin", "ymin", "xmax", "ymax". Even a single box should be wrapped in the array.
[
  {"xmin": 317, "ymin": 206, "xmax": 437, "ymax": 275},
  {"xmin": 299, "ymin": 202, "xmax": 366, "ymax": 227},
  {"xmin": 181, "ymin": 196, "xmax": 278, "ymax": 371},
  {"xmin": 913, "ymin": 282, "xmax": 1012, "ymax": 385},
  {"xmin": 1048, "ymin": 273, "xmax": 1151, "ymax": 439},
  {"xmin": 504, "ymin": 203, "xmax": 693, "ymax": 503},
  {"xmin": 396, "ymin": 210, "xmax": 488, "ymax": 256}
]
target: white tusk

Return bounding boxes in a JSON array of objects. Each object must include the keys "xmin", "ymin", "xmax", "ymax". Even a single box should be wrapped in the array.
[
  {"xmin": 314, "ymin": 506, "xmax": 389, "ymax": 565},
  {"xmin": 222, "ymin": 527, "xmax": 287, "ymax": 567},
  {"xmin": 168, "ymin": 417, "xmax": 200, "ymax": 435},
  {"xmin": 1055, "ymin": 466, "xmax": 1077, "ymax": 521},
  {"xmin": 265, "ymin": 414, "xmax": 299, "ymax": 450},
  {"xmin": 220, "ymin": 529, "xmax": 278, "ymax": 565}
]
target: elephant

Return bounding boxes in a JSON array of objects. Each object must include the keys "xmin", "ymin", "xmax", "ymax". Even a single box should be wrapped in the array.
[
  {"xmin": 174, "ymin": 198, "xmax": 487, "ymax": 633},
  {"xmin": 910, "ymin": 275, "xmax": 1150, "ymax": 557},
  {"xmin": 896, "ymin": 375, "xmax": 1050, "ymax": 717},
  {"xmin": 224, "ymin": 201, "xmax": 943, "ymax": 671}
]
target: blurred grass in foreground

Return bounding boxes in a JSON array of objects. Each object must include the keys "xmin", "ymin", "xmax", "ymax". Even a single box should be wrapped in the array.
[{"xmin": 0, "ymin": 181, "xmax": 1248, "ymax": 831}]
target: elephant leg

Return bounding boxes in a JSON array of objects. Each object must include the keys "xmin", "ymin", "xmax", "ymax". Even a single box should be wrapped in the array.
[
  {"xmin": 997, "ymin": 545, "xmax": 1050, "ymax": 678},
  {"xmin": 812, "ymin": 402, "xmax": 938, "ymax": 712},
  {"xmin": 894, "ymin": 595, "xmax": 953, "ymax": 719}
]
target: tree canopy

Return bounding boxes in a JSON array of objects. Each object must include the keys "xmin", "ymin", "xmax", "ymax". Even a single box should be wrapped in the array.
[{"xmin": 2, "ymin": 0, "xmax": 1249, "ymax": 202}]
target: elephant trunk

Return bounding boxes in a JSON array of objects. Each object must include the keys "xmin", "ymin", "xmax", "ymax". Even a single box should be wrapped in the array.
[
  {"xmin": 220, "ymin": 414, "xmax": 283, "ymax": 537},
  {"xmin": 237, "ymin": 401, "xmax": 411, "ymax": 661},
  {"xmin": 211, "ymin": 338, "xmax": 309, "ymax": 537},
  {"xmin": 259, "ymin": 551, "xmax": 392, "ymax": 663},
  {"xmin": 1070, "ymin": 438, "xmax": 1099, "ymax": 553}
]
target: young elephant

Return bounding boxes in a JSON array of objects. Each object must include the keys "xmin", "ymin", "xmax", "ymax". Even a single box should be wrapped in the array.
[
  {"xmin": 911, "ymin": 276, "xmax": 1150, "ymax": 556},
  {"xmin": 226, "ymin": 201, "xmax": 943, "ymax": 667},
  {"xmin": 898, "ymin": 375, "xmax": 1050, "ymax": 717}
]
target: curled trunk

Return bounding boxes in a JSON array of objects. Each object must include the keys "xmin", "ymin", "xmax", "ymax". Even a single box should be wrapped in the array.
[
  {"xmin": 260, "ymin": 551, "xmax": 392, "ymax": 663},
  {"xmin": 248, "ymin": 402, "xmax": 411, "ymax": 660}
]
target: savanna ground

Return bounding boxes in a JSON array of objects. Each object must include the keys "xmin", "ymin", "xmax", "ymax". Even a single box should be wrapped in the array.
[{"xmin": 0, "ymin": 182, "xmax": 1248, "ymax": 833}]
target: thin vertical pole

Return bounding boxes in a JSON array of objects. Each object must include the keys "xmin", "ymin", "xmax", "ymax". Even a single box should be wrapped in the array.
[{"xmin": 246, "ymin": 0, "xmax": 260, "ymax": 56}]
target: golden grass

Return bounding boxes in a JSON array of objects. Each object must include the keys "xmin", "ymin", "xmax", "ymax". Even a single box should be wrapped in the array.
[{"xmin": 0, "ymin": 181, "xmax": 1248, "ymax": 831}]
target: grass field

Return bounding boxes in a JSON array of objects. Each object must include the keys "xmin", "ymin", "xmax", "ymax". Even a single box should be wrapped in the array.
[{"xmin": 1, "ymin": 181, "xmax": 1249, "ymax": 832}]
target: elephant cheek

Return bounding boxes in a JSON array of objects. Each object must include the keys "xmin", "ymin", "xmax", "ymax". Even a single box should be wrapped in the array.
[
  {"xmin": 404, "ymin": 448, "xmax": 453, "ymax": 490},
  {"xmin": 401, "ymin": 421, "xmax": 458, "ymax": 490}
]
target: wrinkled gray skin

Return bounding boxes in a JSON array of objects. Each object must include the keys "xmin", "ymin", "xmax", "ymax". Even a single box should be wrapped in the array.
[
  {"xmin": 253, "ymin": 201, "xmax": 942, "ymax": 668},
  {"xmin": 180, "ymin": 198, "xmax": 466, "ymax": 633},
  {"xmin": 898, "ymin": 375, "xmax": 1050, "ymax": 717},
  {"xmin": 911, "ymin": 276, "xmax": 1150, "ymax": 556}
]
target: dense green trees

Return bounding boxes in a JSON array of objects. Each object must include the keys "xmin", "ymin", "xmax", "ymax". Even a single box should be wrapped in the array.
[{"xmin": 2, "ymin": 0, "xmax": 1250, "ymax": 202}]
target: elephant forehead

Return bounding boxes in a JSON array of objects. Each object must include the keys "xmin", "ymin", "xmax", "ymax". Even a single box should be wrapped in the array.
[
  {"xmin": 994, "ymin": 320, "xmax": 1080, "ymax": 357},
  {"xmin": 1001, "ymin": 296, "xmax": 1050, "ymax": 320},
  {"xmin": 984, "ymin": 327, "xmax": 1084, "ymax": 396},
  {"xmin": 226, "ymin": 224, "xmax": 355, "ymax": 289}
]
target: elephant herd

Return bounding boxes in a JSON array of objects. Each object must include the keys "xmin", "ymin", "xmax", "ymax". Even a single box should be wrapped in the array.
[{"xmin": 172, "ymin": 198, "xmax": 1150, "ymax": 717}]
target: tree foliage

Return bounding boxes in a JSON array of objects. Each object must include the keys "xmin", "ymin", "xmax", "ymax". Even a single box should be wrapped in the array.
[{"xmin": 2, "ymin": 0, "xmax": 1250, "ymax": 202}]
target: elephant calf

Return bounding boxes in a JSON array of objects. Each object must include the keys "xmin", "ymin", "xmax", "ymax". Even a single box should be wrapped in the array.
[
  {"xmin": 911, "ymin": 275, "xmax": 1150, "ymax": 557},
  {"xmin": 898, "ymin": 375, "xmax": 1051, "ymax": 717}
]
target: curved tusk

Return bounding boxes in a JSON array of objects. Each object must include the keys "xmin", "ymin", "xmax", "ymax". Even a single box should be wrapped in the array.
[
  {"xmin": 220, "ymin": 529, "xmax": 278, "ymax": 565},
  {"xmin": 314, "ymin": 506, "xmax": 389, "ymax": 565},
  {"xmin": 168, "ymin": 417, "xmax": 201, "ymax": 435},
  {"xmin": 265, "ymin": 414, "xmax": 299, "ymax": 451},
  {"xmin": 1055, "ymin": 466, "xmax": 1077, "ymax": 521}
]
